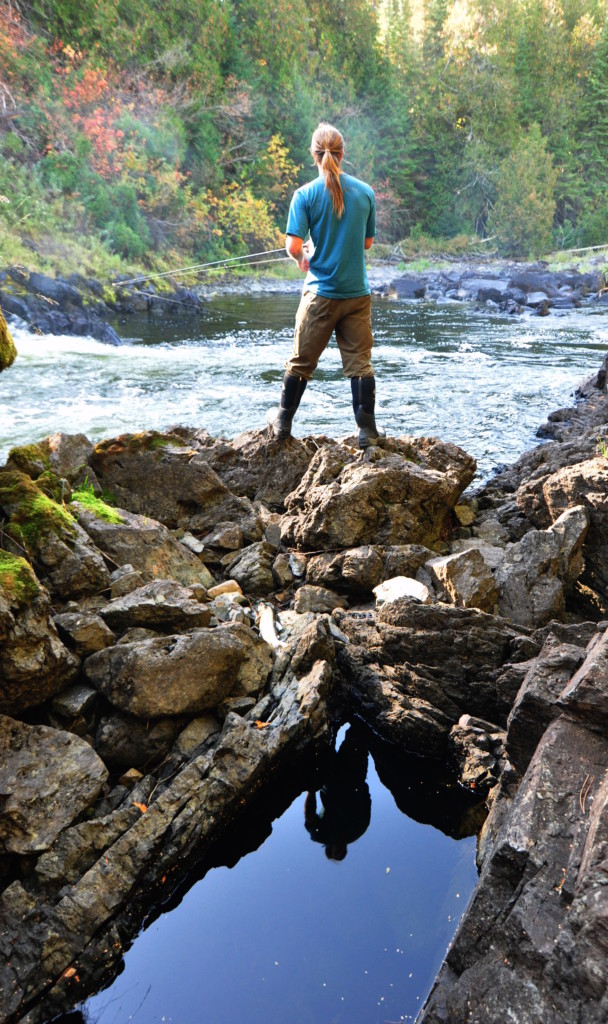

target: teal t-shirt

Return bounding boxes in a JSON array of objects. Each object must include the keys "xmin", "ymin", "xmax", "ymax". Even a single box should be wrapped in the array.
[{"xmin": 286, "ymin": 172, "xmax": 376, "ymax": 299}]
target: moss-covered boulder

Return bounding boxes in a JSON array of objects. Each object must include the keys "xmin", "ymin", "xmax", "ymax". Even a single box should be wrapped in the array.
[
  {"xmin": 0, "ymin": 551, "xmax": 78, "ymax": 714},
  {"xmin": 0, "ymin": 470, "xmax": 110, "ymax": 599},
  {"xmin": 0, "ymin": 309, "xmax": 17, "ymax": 371}
]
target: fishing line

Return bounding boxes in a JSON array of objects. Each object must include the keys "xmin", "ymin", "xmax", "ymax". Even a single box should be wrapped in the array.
[{"xmin": 113, "ymin": 248, "xmax": 288, "ymax": 287}]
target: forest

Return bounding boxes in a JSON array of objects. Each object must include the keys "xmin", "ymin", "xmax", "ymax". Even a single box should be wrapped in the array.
[{"xmin": 1, "ymin": 0, "xmax": 608, "ymax": 277}]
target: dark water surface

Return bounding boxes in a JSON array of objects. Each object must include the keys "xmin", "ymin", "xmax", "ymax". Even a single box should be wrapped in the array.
[
  {"xmin": 2, "ymin": 295, "xmax": 607, "ymax": 478},
  {"xmin": 77, "ymin": 729, "xmax": 481, "ymax": 1024}
]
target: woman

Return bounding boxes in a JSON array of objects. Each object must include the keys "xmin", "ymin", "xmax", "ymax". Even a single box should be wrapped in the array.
[{"xmin": 267, "ymin": 122, "xmax": 383, "ymax": 448}]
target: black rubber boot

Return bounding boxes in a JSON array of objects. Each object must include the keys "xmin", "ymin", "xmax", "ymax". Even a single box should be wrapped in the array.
[
  {"xmin": 351, "ymin": 375, "xmax": 384, "ymax": 448},
  {"xmin": 267, "ymin": 373, "xmax": 307, "ymax": 439}
]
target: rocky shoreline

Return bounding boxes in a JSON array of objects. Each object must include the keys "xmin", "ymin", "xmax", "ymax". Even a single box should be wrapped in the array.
[
  {"xmin": 1, "ymin": 258, "xmax": 606, "ymax": 346},
  {"xmin": 1, "ymin": 327, "xmax": 608, "ymax": 1020}
]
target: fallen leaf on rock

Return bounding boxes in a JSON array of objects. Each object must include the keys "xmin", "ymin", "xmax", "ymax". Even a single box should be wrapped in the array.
[
  {"xmin": 133, "ymin": 801, "xmax": 148, "ymax": 813},
  {"xmin": 255, "ymin": 720, "xmax": 271, "ymax": 729},
  {"xmin": 59, "ymin": 967, "xmax": 78, "ymax": 981}
]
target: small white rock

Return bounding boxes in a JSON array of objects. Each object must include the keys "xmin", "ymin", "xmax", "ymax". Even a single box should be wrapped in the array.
[{"xmin": 373, "ymin": 576, "xmax": 431, "ymax": 606}]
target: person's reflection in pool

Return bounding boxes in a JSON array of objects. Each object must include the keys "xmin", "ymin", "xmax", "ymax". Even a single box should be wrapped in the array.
[{"xmin": 304, "ymin": 724, "xmax": 371, "ymax": 860}]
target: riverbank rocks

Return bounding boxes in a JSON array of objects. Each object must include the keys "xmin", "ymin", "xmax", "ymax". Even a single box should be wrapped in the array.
[
  {"xmin": 84, "ymin": 622, "xmax": 273, "ymax": 717},
  {"xmin": 89, "ymin": 431, "xmax": 262, "ymax": 539},
  {"xmin": 0, "ymin": 716, "xmax": 108, "ymax": 854},
  {"xmin": 4, "ymin": 353, "xmax": 608, "ymax": 1024},
  {"xmin": 0, "ymin": 554, "xmax": 78, "ymax": 714},
  {"xmin": 282, "ymin": 437, "xmax": 476, "ymax": 551}
]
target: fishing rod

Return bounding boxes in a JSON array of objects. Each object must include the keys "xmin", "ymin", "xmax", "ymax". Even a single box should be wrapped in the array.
[{"xmin": 112, "ymin": 248, "xmax": 288, "ymax": 287}]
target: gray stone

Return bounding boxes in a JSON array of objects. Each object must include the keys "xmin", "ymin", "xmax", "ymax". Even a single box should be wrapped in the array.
[
  {"xmin": 0, "ymin": 716, "xmax": 108, "ymax": 854},
  {"xmin": 110, "ymin": 563, "xmax": 143, "ymax": 598},
  {"xmin": 293, "ymin": 584, "xmax": 348, "ymax": 614},
  {"xmin": 427, "ymin": 547, "xmax": 499, "ymax": 611},
  {"xmin": 174, "ymin": 715, "xmax": 221, "ymax": 757},
  {"xmin": 560, "ymin": 627, "xmax": 608, "ymax": 725},
  {"xmin": 51, "ymin": 683, "xmax": 98, "ymax": 721},
  {"xmin": 100, "ymin": 579, "xmax": 211, "ymax": 633},
  {"xmin": 53, "ymin": 610, "xmax": 115, "ymax": 656},
  {"xmin": 224, "ymin": 541, "xmax": 277, "ymax": 596},
  {"xmin": 76, "ymin": 504, "xmax": 215, "ymax": 588},
  {"xmin": 95, "ymin": 713, "xmax": 179, "ymax": 768},
  {"xmin": 84, "ymin": 622, "xmax": 272, "ymax": 717}
]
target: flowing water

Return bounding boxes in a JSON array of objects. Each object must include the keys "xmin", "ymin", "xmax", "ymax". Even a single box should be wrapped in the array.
[
  {"xmin": 2, "ymin": 295, "xmax": 607, "ymax": 478},
  {"xmin": 4, "ymin": 294, "xmax": 607, "ymax": 1024}
]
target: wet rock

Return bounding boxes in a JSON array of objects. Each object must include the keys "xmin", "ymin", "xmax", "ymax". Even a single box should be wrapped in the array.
[
  {"xmin": 495, "ymin": 505, "xmax": 589, "ymax": 627},
  {"xmin": 95, "ymin": 713, "xmax": 179, "ymax": 769},
  {"xmin": 282, "ymin": 438, "xmax": 476, "ymax": 551},
  {"xmin": 53, "ymin": 610, "xmax": 115, "ymax": 656},
  {"xmin": 0, "ymin": 555, "xmax": 78, "ymax": 715},
  {"xmin": 448, "ymin": 714, "xmax": 507, "ymax": 795},
  {"xmin": 89, "ymin": 431, "xmax": 262, "ymax": 539},
  {"xmin": 0, "ymin": 716, "xmax": 108, "ymax": 854},
  {"xmin": 293, "ymin": 584, "xmax": 348, "ymax": 614},
  {"xmin": 100, "ymin": 579, "xmax": 211, "ymax": 633},
  {"xmin": 75, "ymin": 503, "xmax": 215, "ymax": 588},
  {"xmin": 224, "ymin": 541, "xmax": 277, "ymax": 596},
  {"xmin": 427, "ymin": 547, "xmax": 499, "ymax": 612},
  {"xmin": 506, "ymin": 632, "xmax": 587, "ymax": 773},
  {"xmin": 420, "ymin": 716, "xmax": 608, "ymax": 1024},
  {"xmin": 84, "ymin": 622, "xmax": 272, "ymax": 717}
]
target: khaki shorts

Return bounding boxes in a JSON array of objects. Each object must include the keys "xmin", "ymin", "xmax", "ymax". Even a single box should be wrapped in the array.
[{"xmin": 285, "ymin": 289, "xmax": 374, "ymax": 380}]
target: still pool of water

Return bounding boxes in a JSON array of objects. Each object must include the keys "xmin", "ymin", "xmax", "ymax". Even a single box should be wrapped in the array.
[
  {"xmin": 75, "ymin": 729, "xmax": 481, "ymax": 1024},
  {"xmin": 2, "ymin": 296, "xmax": 607, "ymax": 478}
]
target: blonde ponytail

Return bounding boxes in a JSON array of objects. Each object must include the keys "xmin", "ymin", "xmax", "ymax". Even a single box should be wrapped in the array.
[{"xmin": 311, "ymin": 123, "xmax": 345, "ymax": 219}]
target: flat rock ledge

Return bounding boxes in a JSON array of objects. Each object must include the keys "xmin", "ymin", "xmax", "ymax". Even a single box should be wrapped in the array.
[{"xmin": 2, "ymin": 362, "xmax": 608, "ymax": 1023}]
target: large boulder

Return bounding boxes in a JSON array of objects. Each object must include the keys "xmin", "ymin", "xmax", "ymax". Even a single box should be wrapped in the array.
[
  {"xmin": 0, "ymin": 553, "xmax": 78, "ymax": 714},
  {"xmin": 518, "ymin": 457, "xmax": 608, "ymax": 603},
  {"xmin": 187, "ymin": 428, "xmax": 318, "ymax": 509},
  {"xmin": 99, "ymin": 579, "xmax": 211, "ymax": 633},
  {"xmin": 495, "ymin": 505, "xmax": 589, "ymax": 627},
  {"xmin": 0, "ymin": 716, "xmax": 108, "ymax": 854},
  {"xmin": 74, "ymin": 503, "xmax": 214, "ymax": 588},
  {"xmin": 281, "ymin": 437, "xmax": 476, "ymax": 551},
  {"xmin": 89, "ymin": 431, "xmax": 262, "ymax": 538},
  {"xmin": 84, "ymin": 622, "xmax": 273, "ymax": 718}
]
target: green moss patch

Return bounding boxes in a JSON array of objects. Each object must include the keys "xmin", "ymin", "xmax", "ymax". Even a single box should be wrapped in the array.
[
  {"xmin": 0, "ymin": 550, "xmax": 41, "ymax": 605},
  {"xmin": 0, "ymin": 311, "xmax": 17, "ymax": 372},
  {"xmin": 71, "ymin": 489, "xmax": 124, "ymax": 524},
  {"xmin": 0, "ymin": 470, "xmax": 76, "ymax": 554}
]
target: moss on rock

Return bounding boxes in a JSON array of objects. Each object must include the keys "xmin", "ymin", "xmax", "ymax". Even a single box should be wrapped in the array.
[
  {"xmin": 0, "ymin": 550, "xmax": 41, "ymax": 605},
  {"xmin": 0, "ymin": 310, "xmax": 17, "ymax": 371},
  {"xmin": 7, "ymin": 443, "xmax": 52, "ymax": 478},
  {"xmin": 0, "ymin": 470, "xmax": 76, "ymax": 556},
  {"xmin": 71, "ymin": 488, "xmax": 124, "ymax": 524}
]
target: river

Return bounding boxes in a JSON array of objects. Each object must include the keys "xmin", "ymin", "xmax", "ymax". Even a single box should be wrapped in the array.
[{"xmin": 2, "ymin": 296, "xmax": 607, "ymax": 478}]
